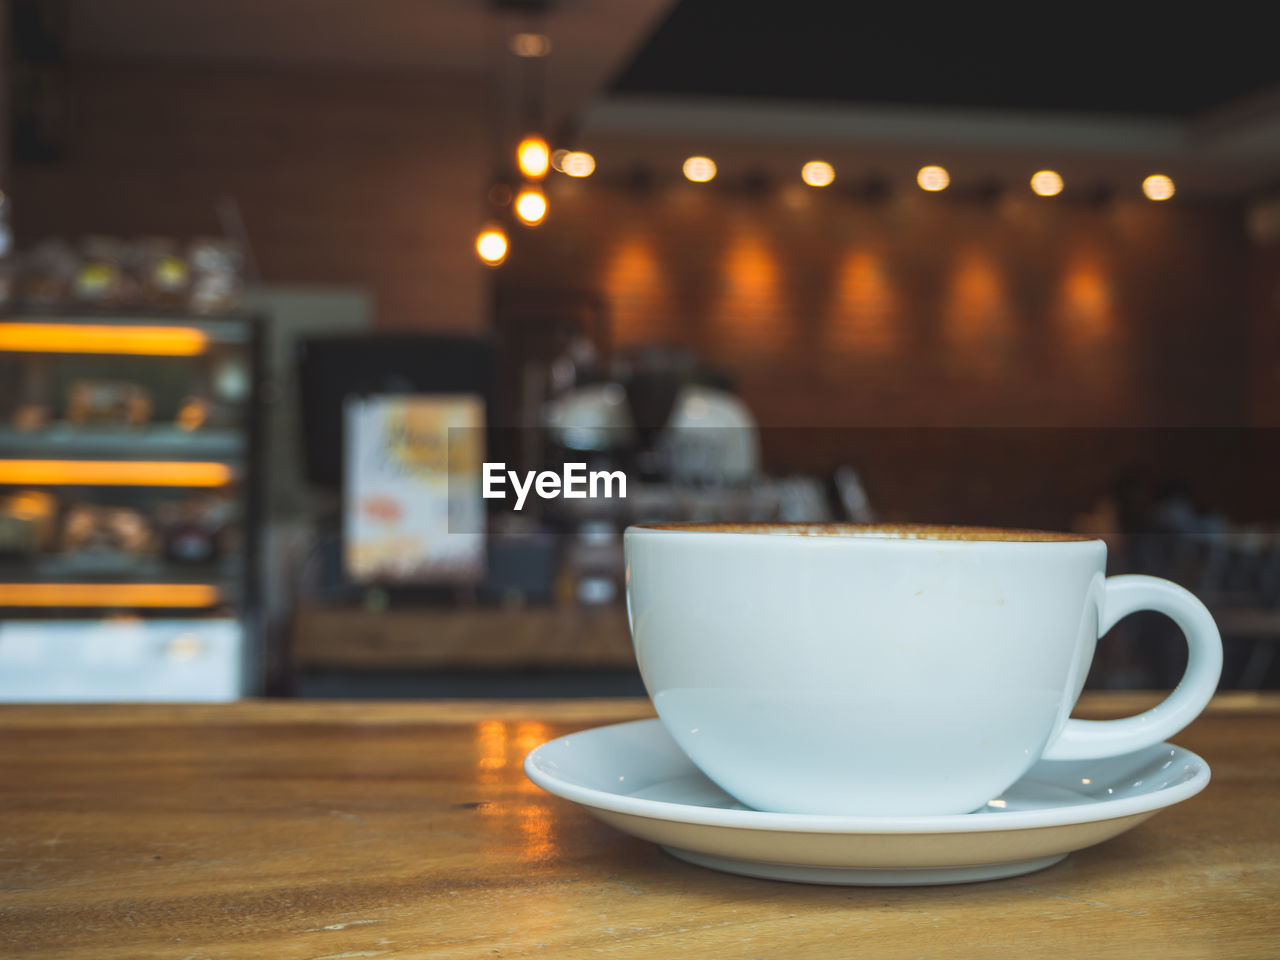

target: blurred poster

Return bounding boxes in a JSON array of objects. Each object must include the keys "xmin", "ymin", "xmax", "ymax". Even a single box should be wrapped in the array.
[{"xmin": 343, "ymin": 394, "xmax": 485, "ymax": 583}]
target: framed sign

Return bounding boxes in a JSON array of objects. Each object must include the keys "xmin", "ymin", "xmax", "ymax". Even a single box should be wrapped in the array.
[{"xmin": 343, "ymin": 394, "xmax": 485, "ymax": 584}]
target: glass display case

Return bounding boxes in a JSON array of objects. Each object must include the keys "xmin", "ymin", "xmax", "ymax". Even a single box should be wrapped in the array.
[{"xmin": 0, "ymin": 312, "xmax": 263, "ymax": 700}]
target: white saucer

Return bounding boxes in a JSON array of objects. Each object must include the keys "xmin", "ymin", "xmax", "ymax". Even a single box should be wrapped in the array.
[{"xmin": 524, "ymin": 719, "xmax": 1210, "ymax": 886}]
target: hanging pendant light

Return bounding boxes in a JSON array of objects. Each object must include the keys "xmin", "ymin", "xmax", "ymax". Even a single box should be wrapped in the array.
[
  {"xmin": 517, "ymin": 135, "xmax": 550, "ymax": 180},
  {"xmin": 514, "ymin": 186, "xmax": 547, "ymax": 226},
  {"xmin": 475, "ymin": 224, "xmax": 508, "ymax": 266}
]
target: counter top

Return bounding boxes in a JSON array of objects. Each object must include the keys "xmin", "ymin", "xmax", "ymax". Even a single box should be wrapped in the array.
[{"xmin": 2, "ymin": 693, "xmax": 1277, "ymax": 958}]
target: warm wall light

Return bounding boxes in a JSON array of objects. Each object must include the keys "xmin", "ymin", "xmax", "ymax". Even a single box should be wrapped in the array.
[
  {"xmin": 0, "ymin": 583, "xmax": 222, "ymax": 608},
  {"xmin": 515, "ymin": 186, "xmax": 547, "ymax": 225},
  {"xmin": 475, "ymin": 225, "xmax": 508, "ymax": 266},
  {"xmin": 604, "ymin": 236, "xmax": 669, "ymax": 342},
  {"xmin": 1058, "ymin": 255, "xmax": 1113, "ymax": 344},
  {"xmin": 1030, "ymin": 170, "xmax": 1064, "ymax": 197},
  {"xmin": 945, "ymin": 249, "xmax": 1009, "ymax": 353},
  {"xmin": 682, "ymin": 156, "xmax": 717, "ymax": 183},
  {"xmin": 0, "ymin": 322, "xmax": 208, "ymax": 356},
  {"xmin": 560, "ymin": 151, "xmax": 595, "ymax": 178},
  {"xmin": 517, "ymin": 135, "xmax": 550, "ymax": 179},
  {"xmin": 509, "ymin": 33, "xmax": 551, "ymax": 57},
  {"xmin": 828, "ymin": 250, "xmax": 898, "ymax": 355},
  {"xmin": 718, "ymin": 233, "xmax": 783, "ymax": 350},
  {"xmin": 1142, "ymin": 174, "xmax": 1175, "ymax": 201},
  {"xmin": 801, "ymin": 160, "xmax": 835, "ymax": 187},
  {"xmin": 917, "ymin": 165, "xmax": 950, "ymax": 192},
  {"xmin": 0, "ymin": 459, "xmax": 234, "ymax": 486}
]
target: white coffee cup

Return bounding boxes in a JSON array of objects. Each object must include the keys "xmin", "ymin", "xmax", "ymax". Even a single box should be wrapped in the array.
[{"xmin": 624, "ymin": 523, "xmax": 1222, "ymax": 817}]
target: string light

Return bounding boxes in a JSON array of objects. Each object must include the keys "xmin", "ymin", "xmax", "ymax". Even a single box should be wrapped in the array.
[
  {"xmin": 682, "ymin": 156, "xmax": 717, "ymax": 183},
  {"xmin": 471, "ymin": 154, "xmax": 1147, "ymax": 267},
  {"xmin": 517, "ymin": 136, "xmax": 550, "ymax": 180},
  {"xmin": 475, "ymin": 225, "xmax": 508, "ymax": 266},
  {"xmin": 1142, "ymin": 174, "xmax": 1175, "ymax": 201},
  {"xmin": 1030, "ymin": 170, "xmax": 1064, "ymax": 197},
  {"xmin": 515, "ymin": 186, "xmax": 547, "ymax": 225},
  {"xmin": 801, "ymin": 161, "xmax": 835, "ymax": 187},
  {"xmin": 917, "ymin": 165, "xmax": 950, "ymax": 192}
]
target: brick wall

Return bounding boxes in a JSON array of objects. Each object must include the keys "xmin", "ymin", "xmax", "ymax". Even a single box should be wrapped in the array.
[
  {"xmin": 499, "ymin": 179, "xmax": 1272, "ymax": 523},
  {"xmin": 505, "ymin": 180, "xmax": 1252, "ymax": 426},
  {"xmin": 11, "ymin": 60, "xmax": 491, "ymax": 332}
]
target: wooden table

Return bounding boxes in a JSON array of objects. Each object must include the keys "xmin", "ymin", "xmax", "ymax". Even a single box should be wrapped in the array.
[{"xmin": 2, "ymin": 693, "xmax": 1277, "ymax": 959}]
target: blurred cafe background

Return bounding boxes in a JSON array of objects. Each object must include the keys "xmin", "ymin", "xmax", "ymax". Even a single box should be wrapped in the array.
[{"xmin": 0, "ymin": 0, "xmax": 1278, "ymax": 701}]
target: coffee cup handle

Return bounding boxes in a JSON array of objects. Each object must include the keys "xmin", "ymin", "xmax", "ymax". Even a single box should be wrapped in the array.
[{"xmin": 1041, "ymin": 574, "xmax": 1222, "ymax": 761}]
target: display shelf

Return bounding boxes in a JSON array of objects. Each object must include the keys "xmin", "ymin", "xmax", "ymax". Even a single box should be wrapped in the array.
[
  {"xmin": 0, "ymin": 425, "xmax": 245, "ymax": 460},
  {"xmin": 0, "ymin": 310, "xmax": 265, "ymax": 698},
  {"xmin": 0, "ymin": 554, "xmax": 240, "ymax": 584}
]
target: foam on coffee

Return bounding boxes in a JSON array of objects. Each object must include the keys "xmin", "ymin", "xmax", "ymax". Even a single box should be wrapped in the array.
[{"xmin": 633, "ymin": 522, "xmax": 1094, "ymax": 542}]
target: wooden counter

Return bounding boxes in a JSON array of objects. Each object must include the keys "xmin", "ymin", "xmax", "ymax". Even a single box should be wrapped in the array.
[
  {"xmin": 1, "ymin": 693, "xmax": 1277, "ymax": 958},
  {"xmin": 291, "ymin": 604, "xmax": 634, "ymax": 670}
]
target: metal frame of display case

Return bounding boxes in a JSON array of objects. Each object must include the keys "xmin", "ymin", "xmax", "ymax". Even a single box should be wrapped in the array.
[{"xmin": 0, "ymin": 310, "xmax": 266, "ymax": 699}]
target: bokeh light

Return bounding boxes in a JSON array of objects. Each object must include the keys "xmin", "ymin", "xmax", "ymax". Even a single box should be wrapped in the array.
[
  {"xmin": 801, "ymin": 160, "xmax": 835, "ymax": 187},
  {"xmin": 683, "ymin": 156, "xmax": 717, "ymax": 183},
  {"xmin": 487, "ymin": 183, "xmax": 513, "ymax": 207},
  {"xmin": 1142, "ymin": 174, "xmax": 1175, "ymax": 201},
  {"xmin": 515, "ymin": 186, "xmax": 547, "ymax": 225},
  {"xmin": 509, "ymin": 33, "xmax": 551, "ymax": 58},
  {"xmin": 560, "ymin": 151, "xmax": 596, "ymax": 178},
  {"xmin": 1030, "ymin": 170, "xmax": 1064, "ymax": 197},
  {"xmin": 917, "ymin": 165, "xmax": 950, "ymax": 192},
  {"xmin": 475, "ymin": 226, "xmax": 508, "ymax": 266},
  {"xmin": 517, "ymin": 135, "xmax": 550, "ymax": 179}
]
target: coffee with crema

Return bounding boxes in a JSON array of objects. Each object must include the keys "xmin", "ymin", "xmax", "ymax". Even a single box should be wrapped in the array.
[{"xmin": 637, "ymin": 521, "xmax": 1093, "ymax": 542}]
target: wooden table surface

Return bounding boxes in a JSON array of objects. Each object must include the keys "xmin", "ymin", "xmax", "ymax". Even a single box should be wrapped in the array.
[{"xmin": 1, "ymin": 693, "xmax": 1277, "ymax": 959}]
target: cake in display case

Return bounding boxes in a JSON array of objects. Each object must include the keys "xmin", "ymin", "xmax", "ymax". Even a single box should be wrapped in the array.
[{"xmin": 0, "ymin": 311, "xmax": 263, "ymax": 701}]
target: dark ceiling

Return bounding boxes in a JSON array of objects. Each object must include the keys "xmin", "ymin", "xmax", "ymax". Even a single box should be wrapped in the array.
[{"xmin": 613, "ymin": 1, "xmax": 1279, "ymax": 117}]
